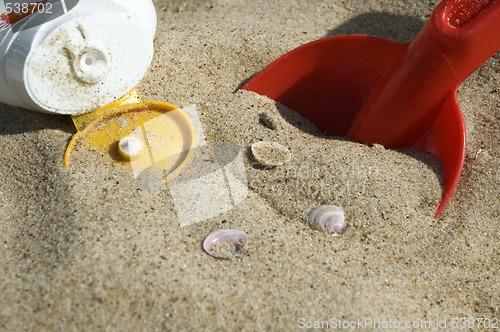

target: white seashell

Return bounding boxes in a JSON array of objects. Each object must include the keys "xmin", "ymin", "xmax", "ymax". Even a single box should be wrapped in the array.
[
  {"xmin": 307, "ymin": 205, "xmax": 345, "ymax": 235},
  {"xmin": 251, "ymin": 141, "xmax": 291, "ymax": 167},
  {"xmin": 203, "ymin": 229, "xmax": 249, "ymax": 259}
]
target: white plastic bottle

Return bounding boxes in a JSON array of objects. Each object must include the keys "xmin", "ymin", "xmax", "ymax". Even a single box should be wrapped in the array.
[{"xmin": 0, "ymin": 0, "xmax": 157, "ymax": 115}]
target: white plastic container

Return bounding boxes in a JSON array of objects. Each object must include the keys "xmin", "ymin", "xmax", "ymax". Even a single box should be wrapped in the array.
[{"xmin": 0, "ymin": 0, "xmax": 156, "ymax": 114}]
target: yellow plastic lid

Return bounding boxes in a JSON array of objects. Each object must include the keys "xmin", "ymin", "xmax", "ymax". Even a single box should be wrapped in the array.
[{"xmin": 65, "ymin": 89, "xmax": 196, "ymax": 184}]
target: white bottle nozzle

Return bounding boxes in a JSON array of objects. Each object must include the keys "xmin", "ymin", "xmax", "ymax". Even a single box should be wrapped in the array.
[
  {"xmin": 118, "ymin": 134, "xmax": 144, "ymax": 161},
  {"xmin": 71, "ymin": 45, "xmax": 111, "ymax": 84}
]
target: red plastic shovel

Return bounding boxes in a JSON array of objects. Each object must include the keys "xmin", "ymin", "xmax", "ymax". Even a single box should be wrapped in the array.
[{"xmin": 243, "ymin": 0, "xmax": 500, "ymax": 217}]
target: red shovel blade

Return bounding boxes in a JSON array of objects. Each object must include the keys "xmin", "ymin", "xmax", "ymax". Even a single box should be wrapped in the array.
[
  {"xmin": 243, "ymin": 35, "xmax": 407, "ymax": 137},
  {"xmin": 412, "ymin": 91, "xmax": 466, "ymax": 217},
  {"xmin": 243, "ymin": 0, "xmax": 500, "ymax": 217}
]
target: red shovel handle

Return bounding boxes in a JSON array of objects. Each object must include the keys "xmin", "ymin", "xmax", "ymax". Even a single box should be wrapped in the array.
[
  {"xmin": 428, "ymin": 0, "xmax": 500, "ymax": 81},
  {"xmin": 348, "ymin": 0, "xmax": 500, "ymax": 147}
]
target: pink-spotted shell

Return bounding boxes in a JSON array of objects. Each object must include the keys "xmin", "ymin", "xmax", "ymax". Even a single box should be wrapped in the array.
[
  {"xmin": 307, "ymin": 205, "xmax": 345, "ymax": 235},
  {"xmin": 203, "ymin": 229, "xmax": 249, "ymax": 259}
]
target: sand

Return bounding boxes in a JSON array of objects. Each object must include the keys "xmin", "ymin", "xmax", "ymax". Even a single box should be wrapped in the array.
[{"xmin": 1, "ymin": 0, "xmax": 499, "ymax": 330}]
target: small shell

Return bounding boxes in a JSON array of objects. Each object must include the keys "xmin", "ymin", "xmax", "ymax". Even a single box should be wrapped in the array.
[
  {"xmin": 203, "ymin": 229, "xmax": 249, "ymax": 259},
  {"xmin": 251, "ymin": 141, "xmax": 291, "ymax": 167},
  {"xmin": 307, "ymin": 205, "xmax": 345, "ymax": 235}
]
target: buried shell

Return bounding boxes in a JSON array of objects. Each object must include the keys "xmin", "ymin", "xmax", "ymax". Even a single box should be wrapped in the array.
[
  {"xmin": 307, "ymin": 205, "xmax": 345, "ymax": 235},
  {"xmin": 250, "ymin": 141, "xmax": 291, "ymax": 167},
  {"xmin": 203, "ymin": 229, "xmax": 249, "ymax": 259}
]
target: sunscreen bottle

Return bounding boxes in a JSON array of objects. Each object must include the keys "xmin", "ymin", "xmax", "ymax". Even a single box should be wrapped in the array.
[{"xmin": 0, "ymin": 0, "xmax": 156, "ymax": 114}]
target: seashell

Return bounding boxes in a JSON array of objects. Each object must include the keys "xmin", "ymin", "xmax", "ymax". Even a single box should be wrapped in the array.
[
  {"xmin": 250, "ymin": 141, "xmax": 291, "ymax": 167},
  {"xmin": 307, "ymin": 205, "xmax": 345, "ymax": 235},
  {"xmin": 203, "ymin": 229, "xmax": 249, "ymax": 259}
]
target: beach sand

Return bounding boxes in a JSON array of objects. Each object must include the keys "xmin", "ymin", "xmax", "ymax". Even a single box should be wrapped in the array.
[{"xmin": 1, "ymin": 0, "xmax": 499, "ymax": 330}]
